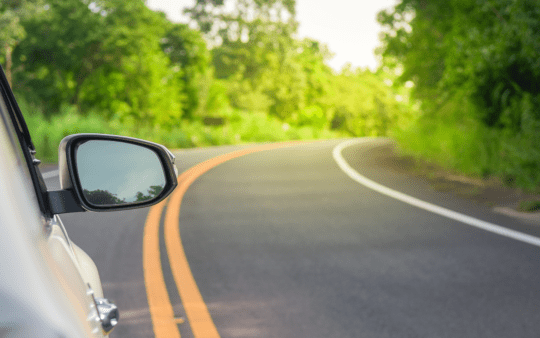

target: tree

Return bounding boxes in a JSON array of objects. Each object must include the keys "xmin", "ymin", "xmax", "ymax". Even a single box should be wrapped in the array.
[
  {"xmin": 161, "ymin": 23, "xmax": 211, "ymax": 118},
  {"xmin": 377, "ymin": 0, "xmax": 454, "ymax": 104},
  {"xmin": 76, "ymin": 0, "xmax": 184, "ymax": 126},
  {"xmin": 0, "ymin": 0, "xmax": 44, "ymax": 86},
  {"xmin": 12, "ymin": 0, "xmax": 191, "ymax": 127},
  {"xmin": 135, "ymin": 185, "xmax": 164, "ymax": 201},
  {"xmin": 184, "ymin": 0, "xmax": 295, "ymax": 43},
  {"xmin": 377, "ymin": 0, "xmax": 540, "ymax": 130},
  {"xmin": 13, "ymin": 0, "xmax": 107, "ymax": 112},
  {"xmin": 83, "ymin": 189, "xmax": 125, "ymax": 205},
  {"xmin": 185, "ymin": 0, "xmax": 306, "ymax": 119}
]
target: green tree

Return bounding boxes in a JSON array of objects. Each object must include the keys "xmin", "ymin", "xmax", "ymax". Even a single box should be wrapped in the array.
[
  {"xmin": 160, "ymin": 23, "xmax": 211, "ymax": 118},
  {"xmin": 377, "ymin": 0, "xmax": 540, "ymax": 130},
  {"xmin": 13, "ymin": 0, "xmax": 107, "ymax": 112},
  {"xmin": 0, "ymin": 0, "xmax": 44, "ymax": 86},
  {"xmin": 323, "ymin": 67, "xmax": 405, "ymax": 136},
  {"xmin": 83, "ymin": 189, "xmax": 125, "ymax": 205},
  {"xmin": 135, "ymin": 185, "xmax": 164, "ymax": 201},
  {"xmin": 186, "ymin": 0, "xmax": 304, "ymax": 119},
  {"xmin": 78, "ymin": 0, "xmax": 184, "ymax": 127},
  {"xmin": 377, "ymin": 0, "xmax": 453, "ymax": 105},
  {"xmin": 12, "ymin": 0, "xmax": 191, "ymax": 127},
  {"xmin": 378, "ymin": 0, "xmax": 540, "ymax": 190}
]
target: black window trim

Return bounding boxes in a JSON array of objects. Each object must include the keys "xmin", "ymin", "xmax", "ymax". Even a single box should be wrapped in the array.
[{"xmin": 0, "ymin": 65, "xmax": 52, "ymax": 218}]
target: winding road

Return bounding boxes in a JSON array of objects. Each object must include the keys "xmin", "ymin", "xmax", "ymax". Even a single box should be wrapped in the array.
[{"xmin": 44, "ymin": 138, "xmax": 540, "ymax": 338}]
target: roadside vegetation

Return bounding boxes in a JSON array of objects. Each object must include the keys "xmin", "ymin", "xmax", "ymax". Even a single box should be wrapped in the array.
[
  {"xmin": 1, "ymin": 0, "xmax": 539, "ymax": 194},
  {"xmin": 378, "ymin": 0, "xmax": 540, "ymax": 192}
]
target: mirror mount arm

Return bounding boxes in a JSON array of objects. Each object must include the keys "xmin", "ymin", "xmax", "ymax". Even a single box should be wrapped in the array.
[{"xmin": 47, "ymin": 189, "xmax": 86, "ymax": 214}]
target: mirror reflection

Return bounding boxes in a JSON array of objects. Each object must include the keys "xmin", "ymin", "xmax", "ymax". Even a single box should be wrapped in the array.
[{"xmin": 76, "ymin": 140, "xmax": 166, "ymax": 206}]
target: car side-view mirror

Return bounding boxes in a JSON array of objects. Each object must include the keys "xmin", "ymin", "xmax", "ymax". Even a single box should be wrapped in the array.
[{"xmin": 47, "ymin": 134, "xmax": 178, "ymax": 214}]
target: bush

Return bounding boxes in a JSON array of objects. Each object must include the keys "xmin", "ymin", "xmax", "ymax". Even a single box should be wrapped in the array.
[
  {"xmin": 23, "ymin": 102, "xmax": 347, "ymax": 163},
  {"xmin": 393, "ymin": 114, "xmax": 540, "ymax": 192}
]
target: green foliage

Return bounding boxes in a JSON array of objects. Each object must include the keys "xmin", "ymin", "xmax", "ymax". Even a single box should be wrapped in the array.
[
  {"xmin": 323, "ymin": 67, "xmax": 408, "ymax": 137},
  {"xmin": 0, "ymin": 1, "xmax": 41, "ymax": 47},
  {"xmin": 0, "ymin": 0, "xmax": 45, "ymax": 84},
  {"xmin": 393, "ymin": 113, "xmax": 540, "ymax": 191},
  {"xmin": 161, "ymin": 23, "xmax": 211, "ymax": 117},
  {"xmin": 205, "ymin": 79, "xmax": 231, "ymax": 114},
  {"xmin": 379, "ymin": 0, "xmax": 540, "ymax": 191},
  {"xmin": 443, "ymin": 0, "xmax": 540, "ymax": 130},
  {"xmin": 187, "ymin": 0, "xmax": 316, "ymax": 120},
  {"xmin": 185, "ymin": 0, "xmax": 295, "ymax": 39},
  {"xmin": 23, "ymin": 102, "xmax": 347, "ymax": 163},
  {"xmin": 14, "ymin": 0, "xmax": 108, "ymax": 110},
  {"xmin": 377, "ymin": 0, "xmax": 449, "ymax": 103},
  {"xmin": 84, "ymin": 189, "xmax": 125, "ymax": 205},
  {"xmin": 136, "ymin": 185, "xmax": 163, "ymax": 202},
  {"xmin": 183, "ymin": 0, "xmax": 405, "ymax": 139},
  {"xmin": 518, "ymin": 200, "xmax": 540, "ymax": 213},
  {"xmin": 7, "ymin": 0, "xmax": 407, "ymax": 182},
  {"xmin": 378, "ymin": 0, "xmax": 540, "ymax": 130},
  {"xmin": 10, "ymin": 0, "xmax": 212, "ymax": 126}
]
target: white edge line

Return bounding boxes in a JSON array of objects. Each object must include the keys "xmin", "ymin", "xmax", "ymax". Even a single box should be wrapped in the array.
[
  {"xmin": 332, "ymin": 138, "xmax": 540, "ymax": 248},
  {"xmin": 42, "ymin": 170, "xmax": 59, "ymax": 179}
]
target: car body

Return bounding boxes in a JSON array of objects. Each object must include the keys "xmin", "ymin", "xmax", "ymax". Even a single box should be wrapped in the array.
[{"xmin": 0, "ymin": 64, "xmax": 177, "ymax": 337}]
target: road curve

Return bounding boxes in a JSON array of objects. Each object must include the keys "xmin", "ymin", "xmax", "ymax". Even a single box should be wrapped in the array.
[{"xmin": 45, "ymin": 138, "xmax": 540, "ymax": 338}]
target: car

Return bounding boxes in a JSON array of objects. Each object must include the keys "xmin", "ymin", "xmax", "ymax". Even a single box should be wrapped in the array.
[{"xmin": 0, "ymin": 64, "xmax": 178, "ymax": 337}]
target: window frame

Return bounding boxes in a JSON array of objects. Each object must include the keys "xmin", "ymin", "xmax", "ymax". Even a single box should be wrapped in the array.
[{"xmin": 0, "ymin": 65, "xmax": 51, "ymax": 218}]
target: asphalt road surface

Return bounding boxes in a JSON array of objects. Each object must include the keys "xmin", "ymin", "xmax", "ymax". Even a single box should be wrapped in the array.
[{"xmin": 44, "ymin": 138, "xmax": 540, "ymax": 338}]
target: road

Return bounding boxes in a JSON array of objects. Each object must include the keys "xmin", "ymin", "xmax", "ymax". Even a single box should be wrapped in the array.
[{"xmin": 44, "ymin": 138, "xmax": 540, "ymax": 338}]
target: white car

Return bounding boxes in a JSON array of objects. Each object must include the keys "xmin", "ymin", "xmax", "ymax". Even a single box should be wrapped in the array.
[{"xmin": 0, "ymin": 65, "xmax": 178, "ymax": 337}]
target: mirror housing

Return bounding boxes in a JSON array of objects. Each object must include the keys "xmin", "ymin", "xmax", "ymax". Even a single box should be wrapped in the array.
[{"xmin": 47, "ymin": 134, "xmax": 178, "ymax": 214}]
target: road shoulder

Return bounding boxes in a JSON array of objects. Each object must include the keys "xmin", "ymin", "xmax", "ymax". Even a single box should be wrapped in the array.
[{"xmin": 340, "ymin": 138, "xmax": 540, "ymax": 227}]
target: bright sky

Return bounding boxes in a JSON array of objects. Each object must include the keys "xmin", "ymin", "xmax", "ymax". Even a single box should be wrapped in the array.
[{"xmin": 145, "ymin": 0, "xmax": 397, "ymax": 71}]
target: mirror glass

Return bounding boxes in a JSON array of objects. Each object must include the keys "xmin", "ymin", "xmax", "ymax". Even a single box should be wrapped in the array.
[{"xmin": 76, "ymin": 140, "xmax": 166, "ymax": 206}]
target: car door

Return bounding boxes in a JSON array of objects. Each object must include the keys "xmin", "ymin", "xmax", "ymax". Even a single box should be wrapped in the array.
[
  {"xmin": 0, "ymin": 62, "xmax": 178, "ymax": 337},
  {"xmin": 0, "ymin": 67, "xmax": 102, "ymax": 336}
]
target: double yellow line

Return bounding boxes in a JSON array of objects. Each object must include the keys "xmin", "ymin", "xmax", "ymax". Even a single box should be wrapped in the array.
[{"xmin": 143, "ymin": 142, "xmax": 303, "ymax": 338}]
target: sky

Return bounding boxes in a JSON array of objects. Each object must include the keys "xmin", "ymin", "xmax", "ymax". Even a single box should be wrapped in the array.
[{"xmin": 145, "ymin": 0, "xmax": 397, "ymax": 71}]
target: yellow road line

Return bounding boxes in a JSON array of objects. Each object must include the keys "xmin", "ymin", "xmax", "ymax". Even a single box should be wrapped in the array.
[
  {"xmin": 146, "ymin": 141, "xmax": 305, "ymax": 338},
  {"xmin": 165, "ymin": 142, "xmax": 304, "ymax": 338},
  {"xmin": 143, "ymin": 199, "xmax": 182, "ymax": 338}
]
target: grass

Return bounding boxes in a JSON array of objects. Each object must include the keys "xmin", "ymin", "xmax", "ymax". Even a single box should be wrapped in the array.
[
  {"xmin": 391, "ymin": 116, "xmax": 540, "ymax": 193},
  {"xmin": 22, "ymin": 103, "xmax": 347, "ymax": 163},
  {"xmin": 518, "ymin": 200, "xmax": 540, "ymax": 212}
]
